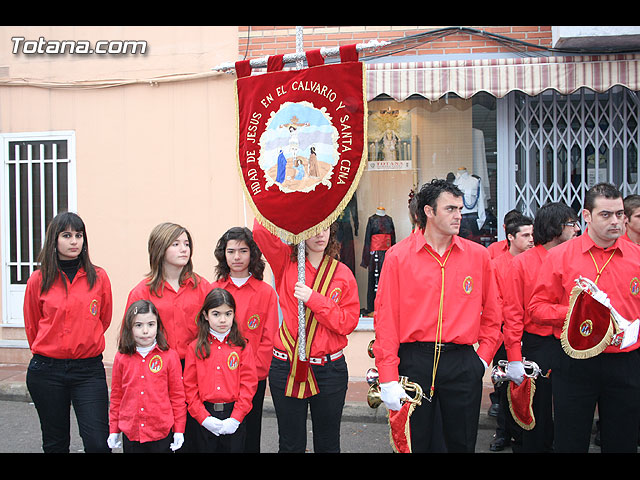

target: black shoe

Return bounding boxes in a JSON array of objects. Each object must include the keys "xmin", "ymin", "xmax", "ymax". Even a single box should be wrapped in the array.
[
  {"xmin": 488, "ymin": 403, "xmax": 500, "ymax": 417},
  {"xmin": 490, "ymin": 436, "xmax": 510, "ymax": 452}
]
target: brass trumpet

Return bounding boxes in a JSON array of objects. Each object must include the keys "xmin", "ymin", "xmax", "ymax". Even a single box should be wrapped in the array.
[
  {"xmin": 365, "ymin": 367, "xmax": 424, "ymax": 409},
  {"xmin": 490, "ymin": 358, "xmax": 544, "ymax": 386}
]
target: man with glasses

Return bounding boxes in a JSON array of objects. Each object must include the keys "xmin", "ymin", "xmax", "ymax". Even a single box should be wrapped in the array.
[
  {"xmin": 528, "ymin": 183, "xmax": 640, "ymax": 452},
  {"xmin": 501, "ymin": 202, "xmax": 579, "ymax": 452}
]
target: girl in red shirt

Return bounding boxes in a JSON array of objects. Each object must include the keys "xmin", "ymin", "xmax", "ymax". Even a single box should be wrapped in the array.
[
  {"xmin": 210, "ymin": 226, "xmax": 278, "ymax": 452},
  {"xmin": 253, "ymin": 219, "xmax": 360, "ymax": 453},
  {"xmin": 125, "ymin": 222, "xmax": 211, "ymax": 361},
  {"xmin": 23, "ymin": 212, "xmax": 112, "ymax": 453},
  {"xmin": 183, "ymin": 288, "xmax": 258, "ymax": 453},
  {"xmin": 108, "ymin": 300, "xmax": 186, "ymax": 453},
  {"xmin": 125, "ymin": 222, "xmax": 210, "ymax": 451}
]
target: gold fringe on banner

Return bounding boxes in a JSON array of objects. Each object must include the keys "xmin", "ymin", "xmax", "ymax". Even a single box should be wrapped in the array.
[{"xmin": 234, "ymin": 62, "xmax": 368, "ymax": 244}]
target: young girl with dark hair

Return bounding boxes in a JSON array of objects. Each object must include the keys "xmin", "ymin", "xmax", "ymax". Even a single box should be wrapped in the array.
[
  {"xmin": 210, "ymin": 226, "xmax": 278, "ymax": 453},
  {"xmin": 23, "ymin": 211, "xmax": 112, "ymax": 453},
  {"xmin": 108, "ymin": 300, "xmax": 186, "ymax": 453},
  {"xmin": 182, "ymin": 288, "xmax": 258, "ymax": 453}
]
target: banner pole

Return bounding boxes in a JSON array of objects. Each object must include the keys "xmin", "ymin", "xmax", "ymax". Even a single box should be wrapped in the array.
[
  {"xmin": 212, "ymin": 39, "xmax": 389, "ymax": 73},
  {"xmin": 295, "ymin": 26, "xmax": 307, "ymax": 363}
]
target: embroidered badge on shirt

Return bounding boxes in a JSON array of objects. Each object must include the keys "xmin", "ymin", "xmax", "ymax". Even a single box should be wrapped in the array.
[
  {"xmin": 227, "ymin": 352, "xmax": 239, "ymax": 370},
  {"xmin": 630, "ymin": 277, "xmax": 639, "ymax": 295},
  {"xmin": 149, "ymin": 354, "xmax": 163, "ymax": 373},
  {"xmin": 329, "ymin": 287, "xmax": 342, "ymax": 303},
  {"xmin": 89, "ymin": 299, "xmax": 99, "ymax": 316},
  {"xmin": 462, "ymin": 276, "xmax": 474, "ymax": 294},
  {"xmin": 247, "ymin": 314, "xmax": 261, "ymax": 330}
]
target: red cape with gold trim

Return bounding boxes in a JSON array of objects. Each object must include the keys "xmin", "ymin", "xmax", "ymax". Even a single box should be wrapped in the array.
[
  {"xmin": 235, "ymin": 47, "xmax": 367, "ymax": 243},
  {"xmin": 508, "ymin": 377, "xmax": 536, "ymax": 430},
  {"xmin": 561, "ymin": 285, "xmax": 615, "ymax": 359},
  {"xmin": 388, "ymin": 402, "xmax": 416, "ymax": 453}
]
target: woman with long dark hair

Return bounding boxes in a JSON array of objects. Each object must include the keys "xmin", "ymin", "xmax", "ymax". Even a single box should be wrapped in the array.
[{"xmin": 23, "ymin": 211, "xmax": 113, "ymax": 453}]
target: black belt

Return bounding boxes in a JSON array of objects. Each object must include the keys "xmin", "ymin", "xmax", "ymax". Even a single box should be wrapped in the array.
[
  {"xmin": 32, "ymin": 353, "xmax": 103, "ymax": 364},
  {"xmin": 204, "ymin": 401, "xmax": 235, "ymax": 413},
  {"xmin": 402, "ymin": 341, "xmax": 468, "ymax": 352}
]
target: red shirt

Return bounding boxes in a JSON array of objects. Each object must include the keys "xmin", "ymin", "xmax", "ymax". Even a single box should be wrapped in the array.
[
  {"xmin": 109, "ymin": 346, "xmax": 186, "ymax": 442},
  {"xmin": 372, "ymin": 229, "xmax": 503, "ymax": 383},
  {"xmin": 502, "ymin": 245, "xmax": 556, "ymax": 361},
  {"xmin": 125, "ymin": 275, "xmax": 211, "ymax": 360},
  {"xmin": 529, "ymin": 233, "xmax": 640, "ymax": 353},
  {"xmin": 183, "ymin": 335, "xmax": 258, "ymax": 424},
  {"xmin": 210, "ymin": 276, "xmax": 278, "ymax": 381},
  {"xmin": 252, "ymin": 220, "xmax": 360, "ymax": 358},
  {"xmin": 491, "ymin": 250, "xmax": 516, "ymax": 348},
  {"xmin": 488, "ymin": 239, "xmax": 508, "ymax": 259},
  {"xmin": 23, "ymin": 267, "xmax": 112, "ymax": 359},
  {"xmin": 492, "ymin": 250, "xmax": 515, "ymax": 301}
]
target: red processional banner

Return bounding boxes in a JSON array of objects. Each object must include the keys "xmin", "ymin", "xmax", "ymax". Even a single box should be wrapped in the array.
[{"xmin": 235, "ymin": 45, "xmax": 367, "ymax": 243}]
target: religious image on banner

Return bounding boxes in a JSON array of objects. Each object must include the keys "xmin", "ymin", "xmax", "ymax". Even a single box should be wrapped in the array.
[
  {"xmin": 235, "ymin": 46, "xmax": 367, "ymax": 244},
  {"xmin": 259, "ymin": 102, "xmax": 337, "ymax": 194}
]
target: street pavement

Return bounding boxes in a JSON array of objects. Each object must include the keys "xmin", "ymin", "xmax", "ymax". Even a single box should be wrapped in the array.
[
  {"xmin": 0, "ymin": 397, "xmax": 605, "ymax": 454},
  {"xmin": 0, "ymin": 362, "xmax": 606, "ymax": 454}
]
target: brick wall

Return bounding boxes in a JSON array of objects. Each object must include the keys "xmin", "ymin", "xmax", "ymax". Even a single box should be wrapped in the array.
[{"xmin": 238, "ymin": 26, "xmax": 552, "ymax": 59}]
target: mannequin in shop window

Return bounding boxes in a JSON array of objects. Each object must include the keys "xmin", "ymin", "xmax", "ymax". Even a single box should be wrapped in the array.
[
  {"xmin": 361, "ymin": 206, "xmax": 395, "ymax": 315},
  {"xmin": 454, "ymin": 167, "xmax": 486, "ymax": 241},
  {"xmin": 335, "ymin": 194, "xmax": 359, "ymax": 275}
]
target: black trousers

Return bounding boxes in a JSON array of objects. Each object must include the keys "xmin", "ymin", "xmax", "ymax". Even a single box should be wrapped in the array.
[
  {"xmin": 398, "ymin": 342, "xmax": 485, "ymax": 453},
  {"xmin": 268, "ymin": 354, "xmax": 348, "ymax": 453},
  {"xmin": 191, "ymin": 402, "xmax": 246, "ymax": 453},
  {"xmin": 26, "ymin": 354, "xmax": 110, "ymax": 453},
  {"xmin": 515, "ymin": 332, "xmax": 559, "ymax": 453},
  {"xmin": 243, "ymin": 379, "xmax": 267, "ymax": 453},
  {"xmin": 122, "ymin": 431, "xmax": 173, "ymax": 453},
  {"xmin": 552, "ymin": 349, "xmax": 640, "ymax": 453},
  {"xmin": 490, "ymin": 343, "xmax": 521, "ymax": 447}
]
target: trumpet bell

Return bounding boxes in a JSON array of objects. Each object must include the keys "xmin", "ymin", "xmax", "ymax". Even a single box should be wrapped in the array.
[
  {"xmin": 491, "ymin": 358, "xmax": 544, "ymax": 386},
  {"xmin": 366, "ymin": 367, "xmax": 379, "ymax": 386},
  {"xmin": 365, "ymin": 367, "xmax": 424, "ymax": 409},
  {"xmin": 367, "ymin": 384, "xmax": 383, "ymax": 408}
]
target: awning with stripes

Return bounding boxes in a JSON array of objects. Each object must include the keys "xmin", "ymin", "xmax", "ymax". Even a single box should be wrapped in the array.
[{"xmin": 365, "ymin": 54, "xmax": 640, "ymax": 101}]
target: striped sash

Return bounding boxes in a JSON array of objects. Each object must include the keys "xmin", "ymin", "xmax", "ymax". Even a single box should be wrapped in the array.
[{"xmin": 280, "ymin": 255, "xmax": 339, "ymax": 399}]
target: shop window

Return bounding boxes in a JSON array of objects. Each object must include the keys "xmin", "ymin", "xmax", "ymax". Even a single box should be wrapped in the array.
[{"xmin": 350, "ymin": 93, "xmax": 497, "ymax": 315}]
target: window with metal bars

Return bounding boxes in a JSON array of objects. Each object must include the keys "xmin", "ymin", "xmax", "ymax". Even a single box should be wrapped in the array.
[
  {"xmin": 1, "ymin": 132, "xmax": 76, "ymax": 324},
  {"xmin": 508, "ymin": 87, "xmax": 640, "ymax": 222}
]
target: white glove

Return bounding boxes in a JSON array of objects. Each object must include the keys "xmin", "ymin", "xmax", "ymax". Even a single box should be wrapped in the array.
[
  {"xmin": 107, "ymin": 432, "xmax": 122, "ymax": 449},
  {"xmin": 380, "ymin": 381, "xmax": 407, "ymax": 411},
  {"xmin": 202, "ymin": 416, "xmax": 223, "ymax": 436},
  {"xmin": 507, "ymin": 361, "xmax": 526, "ymax": 386},
  {"xmin": 170, "ymin": 432, "xmax": 184, "ymax": 451},
  {"xmin": 219, "ymin": 418, "xmax": 240, "ymax": 435}
]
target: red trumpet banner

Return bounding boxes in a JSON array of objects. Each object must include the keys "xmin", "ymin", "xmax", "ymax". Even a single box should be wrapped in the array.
[{"xmin": 235, "ymin": 54, "xmax": 367, "ymax": 243}]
